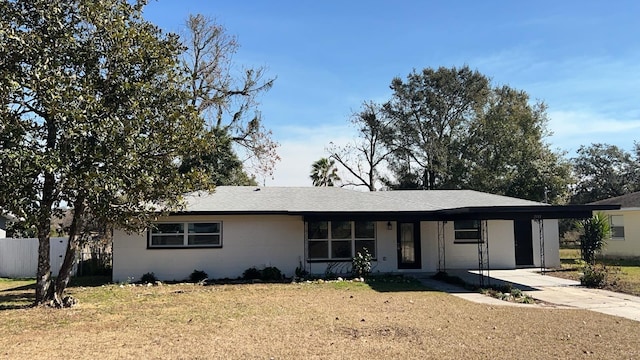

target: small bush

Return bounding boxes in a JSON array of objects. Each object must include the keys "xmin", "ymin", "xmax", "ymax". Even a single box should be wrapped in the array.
[
  {"xmin": 580, "ymin": 264, "xmax": 608, "ymax": 288},
  {"xmin": 352, "ymin": 248, "xmax": 373, "ymax": 278},
  {"xmin": 189, "ymin": 269, "xmax": 208, "ymax": 282},
  {"xmin": 242, "ymin": 267, "xmax": 262, "ymax": 280},
  {"xmin": 140, "ymin": 272, "xmax": 157, "ymax": 284},
  {"xmin": 295, "ymin": 261, "xmax": 308, "ymax": 278},
  {"xmin": 261, "ymin": 266, "xmax": 283, "ymax": 281}
]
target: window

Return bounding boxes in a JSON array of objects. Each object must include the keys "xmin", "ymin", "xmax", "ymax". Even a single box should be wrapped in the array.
[
  {"xmin": 306, "ymin": 221, "xmax": 376, "ymax": 260},
  {"xmin": 149, "ymin": 222, "xmax": 222, "ymax": 248},
  {"xmin": 609, "ymin": 215, "xmax": 625, "ymax": 240},
  {"xmin": 454, "ymin": 220, "xmax": 482, "ymax": 244}
]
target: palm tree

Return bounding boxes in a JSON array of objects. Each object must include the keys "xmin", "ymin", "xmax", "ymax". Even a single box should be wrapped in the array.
[{"xmin": 310, "ymin": 158, "xmax": 341, "ymax": 187}]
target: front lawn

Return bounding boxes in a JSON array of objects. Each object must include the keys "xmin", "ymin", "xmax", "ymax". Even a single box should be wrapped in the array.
[
  {"xmin": 546, "ymin": 249, "xmax": 640, "ymax": 296},
  {"xmin": 0, "ymin": 278, "xmax": 639, "ymax": 359}
]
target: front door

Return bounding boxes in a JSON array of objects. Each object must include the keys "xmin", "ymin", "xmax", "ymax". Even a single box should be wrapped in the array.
[
  {"xmin": 514, "ymin": 219, "xmax": 534, "ymax": 266},
  {"xmin": 397, "ymin": 222, "xmax": 421, "ymax": 269}
]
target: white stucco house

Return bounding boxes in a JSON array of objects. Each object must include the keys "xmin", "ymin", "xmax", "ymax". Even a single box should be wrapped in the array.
[
  {"xmin": 591, "ymin": 192, "xmax": 640, "ymax": 258},
  {"xmin": 112, "ymin": 187, "xmax": 615, "ymax": 282}
]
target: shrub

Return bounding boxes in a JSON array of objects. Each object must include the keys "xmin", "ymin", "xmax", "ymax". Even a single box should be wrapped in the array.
[
  {"xmin": 261, "ymin": 266, "xmax": 283, "ymax": 281},
  {"xmin": 295, "ymin": 261, "xmax": 308, "ymax": 278},
  {"xmin": 577, "ymin": 213, "xmax": 610, "ymax": 264},
  {"xmin": 352, "ymin": 248, "xmax": 373, "ymax": 278},
  {"xmin": 140, "ymin": 272, "xmax": 157, "ymax": 284},
  {"xmin": 242, "ymin": 267, "xmax": 262, "ymax": 280},
  {"xmin": 580, "ymin": 263, "xmax": 608, "ymax": 288},
  {"xmin": 189, "ymin": 269, "xmax": 208, "ymax": 282}
]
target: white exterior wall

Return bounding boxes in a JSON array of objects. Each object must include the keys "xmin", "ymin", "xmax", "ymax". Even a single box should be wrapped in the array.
[
  {"xmin": 532, "ymin": 219, "xmax": 560, "ymax": 268},
  {"xmin": 113, "ymin": 216, "xmax": 564, "ymax": 281},
  {"xmin": 600, "ymin": 210, "xmax": 640, "ymax": 257},
  {"xmin": 441, "ymin": 220, "xmax": 516, "ymax": 270},
  {"xmin": 112, "ymin": 215, "xmax": 304, "ymax": 282}
]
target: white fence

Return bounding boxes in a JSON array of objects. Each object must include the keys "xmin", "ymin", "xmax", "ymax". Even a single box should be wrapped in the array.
[{"xmin": 0, "ymin": 237, "xmax": 70, "ymax": 278}]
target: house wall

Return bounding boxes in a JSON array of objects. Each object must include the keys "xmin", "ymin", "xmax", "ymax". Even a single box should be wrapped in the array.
[
  {"xmin": 441, "ymin": 220, "xmax": 516, "ymax": 270},
  {"xmin": 113, "ymin": 216, "xmax": 563, "ymax": 281},
  {"xmin": 532, "ymin": 219, "xmax": 561, "ymax": 268},
  {"xmin": 112, "ymin": 215, "xmax": 304, "ymax": 282},
  {"xmin": 599, "ymin": 209, "xmax": 640, "ymax": 257}
]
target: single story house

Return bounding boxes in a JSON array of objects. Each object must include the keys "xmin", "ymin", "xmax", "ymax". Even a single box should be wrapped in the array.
[
  {"xmin": 113, "ymin": 187, "xmax": 616, "ymax": 282},
  {"xmin": 590, "ymin": 191, "xmax": 640, "ymax": 257}
]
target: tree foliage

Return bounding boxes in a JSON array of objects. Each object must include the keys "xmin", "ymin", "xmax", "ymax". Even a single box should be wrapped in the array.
[
  {"xmin": 570, "ymin": 143, "xmax": 639, "ymax": 204},
  {"xmin": 382, "ymin": 66, "xmax": 490, "ymax": 191},
  {"xmin": 0, "ymin": 0, "xmax": 214, "ymax": 305},
  {"xmin": 335, "ymin": 65, "xmax": 572, "ymax": 202},
  {"xmin": 328, "ymin": 102, "xmax": 393, "ymax": 191},
  {"xmin": 310, "ymin": 158, "xmax": 341, "ymax": 187},
  {"xmin": 181, "ymin": 14, "xmax": 279, "ymax": 184}
]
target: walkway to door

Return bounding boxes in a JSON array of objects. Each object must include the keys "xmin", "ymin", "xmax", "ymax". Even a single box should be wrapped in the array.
[{"xmin": 420, "ymin": 268, "xmax": 640, "ymax": 322}]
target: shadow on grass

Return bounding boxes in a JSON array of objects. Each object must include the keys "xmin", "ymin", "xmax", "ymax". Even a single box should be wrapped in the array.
[
  {"xmin": 365, "ymin": 275, "xmax": 431, "ymax": 292},
  {"xmin": 69, "ymin": 275, "xmax": 111, "ymax": 288},
  {"xmin": 0, "ymin": 292, "xmax": 35, "ymax": 310}
]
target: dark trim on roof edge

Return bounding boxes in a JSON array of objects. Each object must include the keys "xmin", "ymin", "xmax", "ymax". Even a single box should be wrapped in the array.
[{"xmin": 167, "ymin": 204, "xmax": 619, "ymax": 221}]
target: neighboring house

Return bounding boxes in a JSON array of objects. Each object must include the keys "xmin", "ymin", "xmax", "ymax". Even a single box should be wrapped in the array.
[
  {"xmin": 590, "ymin": 192, "xmax": 640, "ymax": 257},
  {"xmin": 113, "ymin": 187, "xmax": 615, "ymax": 282},
  {"xmin": 0, "ymin": 211, "xmax": 17, "ymax": 238}
]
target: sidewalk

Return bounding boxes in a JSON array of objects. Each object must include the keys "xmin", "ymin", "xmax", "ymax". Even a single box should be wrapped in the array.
[{"xmin": 418, "ymin": 268, "xmax": 640, "ymax": 322}]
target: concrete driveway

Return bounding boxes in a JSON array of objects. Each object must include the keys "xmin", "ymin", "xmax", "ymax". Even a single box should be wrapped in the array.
[{"xmin": 421, "ymin": 268, "xmax": 640, "ymax": 322}]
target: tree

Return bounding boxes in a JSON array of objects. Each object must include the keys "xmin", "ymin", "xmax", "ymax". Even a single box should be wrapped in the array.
[
  {"xmin": 0, "ymin": 0, "xmax": 213, "ymax": 306},
  {"xmin": 179, "ymin": 128, "xmax": 257, "ymax": 186},
  {"xmin": 328, "ymin": 102, "xmax": 394, "ymax": 191},
  {"xmin": 377, "ymin": 66, "xmax": 570, "ymax": 202},
  {"xmin": 577, "ymin": 213, "xmax": 610, "ymax": 264},
  {"xmin": 464, "ymin": 86, "xmax": 572, "ymax": 203},
  {"xmin": 181, "ymin": 14, "xmax": 279, "ymax": 183},
  {"xmin": 382, "ymin": 66, "xmax": 491, "ymax": 190},
  {"xmin": 310, "ymin": 158, "xmax": 341, "ymax": 187},
  {"xmin": 571, "ymin": 143, "xmax": 638, "ymax": 204}
]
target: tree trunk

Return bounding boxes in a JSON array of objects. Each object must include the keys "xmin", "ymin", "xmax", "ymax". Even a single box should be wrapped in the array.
[
  {"xmin": 53, "ymin": 199, "xmax": 85, "ymax": 307},
  {"xmin": 35, "ymin": 172, "xmax": 55, "ymax": 305},
  {"xmin": 35, "ymin": 235, "xmax": 51, "ymax": 304}
]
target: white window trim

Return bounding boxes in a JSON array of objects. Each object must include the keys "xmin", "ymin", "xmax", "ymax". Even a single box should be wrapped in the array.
[
  {"xmin": 149, "ymin": 221, "xmax": 223, "ymax": 248},
  {"xmin": 306, "ymin": 220, "xmax": 377, "ymax": 261}
]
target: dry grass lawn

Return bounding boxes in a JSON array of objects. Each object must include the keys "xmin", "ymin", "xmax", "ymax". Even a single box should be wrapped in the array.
[{"xmin": 1, "ymin": 277, "xmax": 639, "ymax": 359}]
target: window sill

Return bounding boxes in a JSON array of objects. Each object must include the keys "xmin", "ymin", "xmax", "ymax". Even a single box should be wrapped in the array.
[{"xmin": 147, "ymin": 245, "xmax": 223, "ymax": 249}]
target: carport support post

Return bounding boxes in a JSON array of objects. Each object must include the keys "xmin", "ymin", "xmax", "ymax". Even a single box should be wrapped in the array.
[
  {"xmin": 437, "ymin": 221, "xmax": 446, "ymax": 272},
  {"xmin": 477, "ymin": 220, "xmax": 490, "ymax": 287},
  {"xmin": 535, "ymin": 216, "xmax": 546, "ymax": 275}
]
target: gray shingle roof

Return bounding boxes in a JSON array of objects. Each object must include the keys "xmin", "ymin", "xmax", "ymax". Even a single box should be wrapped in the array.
[
  {"xmin": 590, "ymin": 191, "xmax": 640, "ymax": 208},
  {"xmin": 180, "ymin": 186, "xmax": 544, "ymax": 214}
]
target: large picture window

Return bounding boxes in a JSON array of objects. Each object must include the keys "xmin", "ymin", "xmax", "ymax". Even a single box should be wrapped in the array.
[
  {"xmin": 454, "ymin": 220, "xmax": 482, "ymax": 244},
  {"xmin": 149, "ymin": 222, "xmax": 222, "ymax": 248},
  {"xmin": 306, "ymin": 221, "xmax": 376, "ymax": 260}
]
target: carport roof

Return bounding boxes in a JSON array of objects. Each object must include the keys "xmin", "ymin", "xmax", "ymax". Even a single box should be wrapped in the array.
[{"xmin": 171, "ymin": 186, "xmax": 618, "ymax": 220}]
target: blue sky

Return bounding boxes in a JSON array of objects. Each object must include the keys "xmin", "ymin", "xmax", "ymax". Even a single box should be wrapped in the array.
[{"xmin": 143, "ymin": 1, "xmax": 640, "ymax": 186}]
